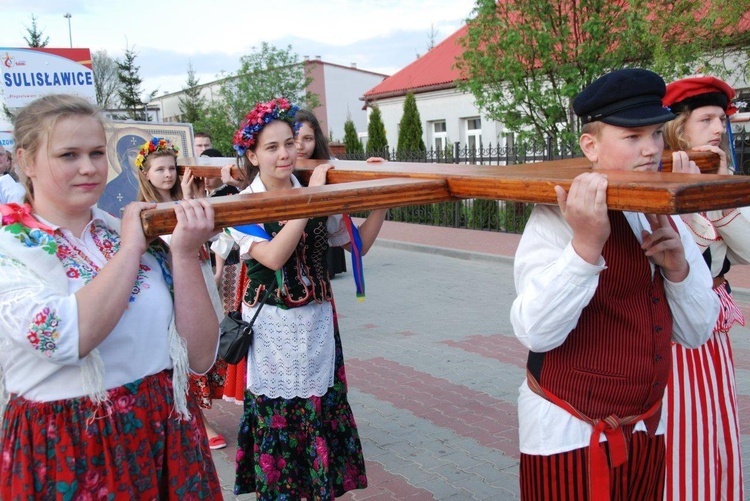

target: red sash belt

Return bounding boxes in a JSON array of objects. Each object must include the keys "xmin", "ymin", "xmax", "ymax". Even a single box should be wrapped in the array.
[{"xmin": 526, "ymin": 370, "xmax": 662, "ymax": 501}]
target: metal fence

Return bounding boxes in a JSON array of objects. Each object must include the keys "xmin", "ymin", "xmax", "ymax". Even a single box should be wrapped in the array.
[
  {"xmin": 341, "ymin": 138, "xmax": 579, "ymax": 166},
  {"xmin": 343, "ymin": 130, "xmax": 750, "ymax": 235},
  {"xmin": 735, "ymin": 128, "xmax": 750, "ymax": 176},
  {"xmin": 343, "ymin": 140, "xmax": 577, "ymax": 234}
]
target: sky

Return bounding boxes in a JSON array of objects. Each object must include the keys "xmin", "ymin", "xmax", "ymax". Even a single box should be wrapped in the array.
[{"xmin": 1, "ymin": 0, "xmax": 477, "ymax": 98}]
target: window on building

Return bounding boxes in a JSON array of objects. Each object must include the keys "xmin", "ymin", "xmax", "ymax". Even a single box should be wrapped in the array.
[
  {"xmin": 465, "ymin": 117, "xmax": 482, "ymax": 150},
  {"xmin": 431, "ymin": 120, "xmax": 447, "ymax": 152}
]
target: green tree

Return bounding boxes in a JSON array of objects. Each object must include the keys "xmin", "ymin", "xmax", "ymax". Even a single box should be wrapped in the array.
[
  {"xmin": 194, "ymin": 100, "xmax": 237, "ymax": 157},
  {"xmin": 1, "ymin": 105, "xmax": 14, "ymax": 126},
  {"xmin": 343, "ymin": 118, "xmax": 363, "ymax": 156},
  {"xmin": 457, "ymin": 0, "xmax": 750, "ymax": 148},
  {"xmin": 365, "ymin": 105, "xmax": 388, "ymax": 154},
  {"xmin": 195, "ymin": 42, "xmax": 318, "ymax": 155},
  {"xmin": 116, "ymin": 46, "xmax": 152, "ymax": 120},
  {"xmin": 396, "ymin": 92, "xmax": 425, "ymax": 158},
  {"xmin": 92, "ymin": 49, "xmax": 121, "ymax": 109},
  {"xmin": 24, "ymin": 14, "xmax": 49, "ymax": 48},
  {"xmin": 178, "ymin": 61, "xmax": 207, "ymax": 124}
]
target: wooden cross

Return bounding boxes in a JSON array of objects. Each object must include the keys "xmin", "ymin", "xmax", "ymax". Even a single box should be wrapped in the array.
[{"xmin": 140, "ymin": 151, "xmax": 750, "ymax": 237}]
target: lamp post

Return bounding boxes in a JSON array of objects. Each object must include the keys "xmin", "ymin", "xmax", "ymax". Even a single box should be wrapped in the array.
[
  {"xmin": 143, "ymin": 95, "xmax": 151, "ymax": 122},
  {"xmin": 63, "ymin": 13, "xmax": 72, "ymax": 48}
]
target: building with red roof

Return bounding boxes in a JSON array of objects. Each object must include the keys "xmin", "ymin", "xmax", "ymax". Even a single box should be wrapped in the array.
[
  {"xmin": 361, "ymin": 17, "xmax": 750, "ymax": 153},
  {"xmin": 361, "ymin": 25, "xmax": 507, "ymax": 153}
]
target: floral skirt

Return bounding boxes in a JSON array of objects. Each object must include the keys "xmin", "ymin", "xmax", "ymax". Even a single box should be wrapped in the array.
[
  {"xmin": 190, "ymin": 358, "xmax": 227, "ymax": 409},
  {"xmin": 0, "ymin": 370, "xmax": 221, "ymax": 500},
  {"xmin": 234, "ymin": 329, "xmax": 367, "ymax": 499}
]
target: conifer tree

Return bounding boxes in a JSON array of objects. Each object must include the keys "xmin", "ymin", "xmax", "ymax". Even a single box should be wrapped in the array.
[
  {"xmin": 365, "ymin": 105, "xmax": 388, "ymax": 155},
  {"xmin": 178, "ymin": 61, "xmax": 206, "ymax": 124},
  {"xmin": 396, "ymin": 92, "xmax": 425, "ymax": 159},
  {"xmin": 117, "ymin": 46, "xmax": 151, "ymax": 120},
  {"xmin": 24, "ymin": 15, "xmax": 49, "ymax": 48},
  {"xmin": 343, "ymin": 118, "xmax": 363, "ymax": 157}
]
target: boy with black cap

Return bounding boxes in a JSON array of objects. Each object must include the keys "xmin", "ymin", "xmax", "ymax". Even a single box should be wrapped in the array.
[{"xmin": 510, "ymin": 68, "xmax": 719, "ymax": 500}]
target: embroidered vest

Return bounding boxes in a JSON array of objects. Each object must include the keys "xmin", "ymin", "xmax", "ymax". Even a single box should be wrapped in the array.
[
  {"xmin": 244, "ymin": 216, "xmax": 333, "ymax": 309},
  {"xmin": 527, "ymin": 211, "xmax": 673, "ymax": 436}
]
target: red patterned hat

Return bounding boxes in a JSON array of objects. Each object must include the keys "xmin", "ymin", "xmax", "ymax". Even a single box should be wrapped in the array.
[{"xmin": 663, "ymin": 76, "xmax": 737, "ymax": 116}]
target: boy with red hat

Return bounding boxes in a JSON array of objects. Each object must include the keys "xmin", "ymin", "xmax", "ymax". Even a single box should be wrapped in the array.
[
  {"xmin": 663, "ymin": 76, "xmax": 747, "ymax": 501},
  {"xmin": 511, "ymin": 68, "xmax": 719, "ymax": 500}
]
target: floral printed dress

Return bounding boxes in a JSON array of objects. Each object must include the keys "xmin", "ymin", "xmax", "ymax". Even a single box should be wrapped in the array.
[{"xmin": 234, "ymin": 304, "xmax": 368, "ymax": 499}]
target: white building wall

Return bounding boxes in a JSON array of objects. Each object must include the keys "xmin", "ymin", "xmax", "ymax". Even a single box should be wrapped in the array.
[
  {"xmin": 153, "ymin": 83, "xmax": 223, "ymax": 123},
  {"xmin": 151, "ymin": 65, "xmax": 385, "ymax": 141},
  {"xmin": 322, "ymin": 65, "xmax": 385, "ymax": 141},
  {"xmin": 367, "ymin": 88, "xmax": 505, "ymax": 151}
]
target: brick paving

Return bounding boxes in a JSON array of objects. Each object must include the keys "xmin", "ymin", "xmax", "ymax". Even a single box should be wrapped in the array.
[{"xmin": 205, "ymin": 219, "xmax": 750, "ymax": 500}]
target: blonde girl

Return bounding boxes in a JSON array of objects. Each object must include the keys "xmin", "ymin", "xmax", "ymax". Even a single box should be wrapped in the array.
[{"xmin": 0, "ymin": 94, "xmax": 220, "ymax": 498}]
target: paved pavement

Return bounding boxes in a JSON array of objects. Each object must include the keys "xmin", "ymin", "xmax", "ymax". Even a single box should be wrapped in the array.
[{"xmin": 205, "ymin": 220, "xmax": 750, "ymax": 500}]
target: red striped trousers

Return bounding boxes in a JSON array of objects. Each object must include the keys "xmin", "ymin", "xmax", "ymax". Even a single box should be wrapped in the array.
[{"xmin": 520, "ymin": 432, "xmax": 665, "ymax": 500}]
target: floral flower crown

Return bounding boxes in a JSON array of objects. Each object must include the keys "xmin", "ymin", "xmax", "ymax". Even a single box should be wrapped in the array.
[
  {"xmin": 135, "ymin": 137, "xmax": 179, "ymax": 171},
  {"xmin": 232, "ymin": 98, "xmax": 301, "ymax": 156}
]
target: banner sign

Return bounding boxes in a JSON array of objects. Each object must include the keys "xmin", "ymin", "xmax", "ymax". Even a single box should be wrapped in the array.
[
  {"xmin": 0, "ymin": 132, "xmax": 13, "ymax": 151},
  {"xmin": 0, "ymin": 48, "xmax": 96, "ymax": 108}
]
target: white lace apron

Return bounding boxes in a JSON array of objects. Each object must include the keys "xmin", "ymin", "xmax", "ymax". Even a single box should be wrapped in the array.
[{"xmin": 245, "ymin": 300, "xmax": 335, "ymax": 399}]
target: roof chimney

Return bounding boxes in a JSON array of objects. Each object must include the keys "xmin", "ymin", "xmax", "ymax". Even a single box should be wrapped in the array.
[
  {"xmin": 351, "ymin": 63, "xmax": 357, "ymax": 68},
  {"xmin": 315, "ymin": 55, "xmax": 321, "ymax": 60}
]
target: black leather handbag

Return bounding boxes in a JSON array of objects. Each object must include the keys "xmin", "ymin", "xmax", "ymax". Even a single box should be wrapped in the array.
[{"xmin": 218, "ymin": 280, "xmax": 275, "ymax": 364}]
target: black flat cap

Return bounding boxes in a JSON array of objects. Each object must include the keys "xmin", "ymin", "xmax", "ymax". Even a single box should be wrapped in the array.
[
  {"xmin": 200, "ymin": 148, "xmax": 224, "ymax": 157},
  {"xmin": 573, "ymin": 68, "xmax": 676, "ymax": 127}
]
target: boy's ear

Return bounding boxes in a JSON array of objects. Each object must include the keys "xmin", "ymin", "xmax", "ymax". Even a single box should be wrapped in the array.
[{"xmin": 579, "ymin": 133, "xmax": 599, "ymax": 163}]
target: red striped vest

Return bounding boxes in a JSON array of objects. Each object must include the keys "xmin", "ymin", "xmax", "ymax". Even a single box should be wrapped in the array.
[{"xmin": 527, "ymin": 211, "xmax": 672, "ymax": 436}]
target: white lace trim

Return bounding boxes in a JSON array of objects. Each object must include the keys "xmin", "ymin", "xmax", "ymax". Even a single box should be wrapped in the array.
[{"xmin": 247, "ymin": 300, "xmax": 335, "ymax": 399}]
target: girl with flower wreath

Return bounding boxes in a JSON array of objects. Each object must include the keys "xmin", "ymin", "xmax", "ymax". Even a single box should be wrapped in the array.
[
  {"xmin": 225, "ymin": 97, "xmax": 385, "ymax": 499},
  {"xmin": 134, "ymin": 137, "xmax": 229, "ymax": 451},
  {"xmin": 0, "ymin": 94, "xmax": 222, "ymax": 498},
  {"xmin": 663, "ymin": 77, "xmax": 749, "ymax": 500}
]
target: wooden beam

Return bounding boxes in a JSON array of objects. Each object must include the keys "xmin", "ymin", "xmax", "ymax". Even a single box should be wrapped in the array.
[
  {"xmin": 141, "ymin": 178, "xmax": 452, "ymax": 237},
  {"xmin": 147, "ymin": 151, "xmax": 750, "ymax": 237},
  {"xmin": 177, "ymin": 157, "xmax": 241, "ymax": 179},
  {"xmin": 176, "ymin": 150, "xmax": 720, "ymax": 179},
  {"xmin": 142, "ymin": 165, "xmax": 750, "ymax": 237},
  {"xmin": 293, "ymin": 158, "xmax": 746, "ymax": 212}
]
